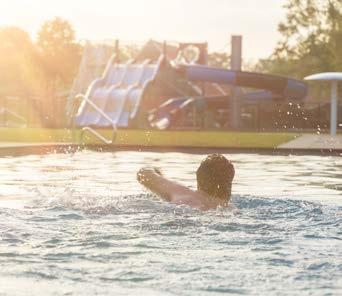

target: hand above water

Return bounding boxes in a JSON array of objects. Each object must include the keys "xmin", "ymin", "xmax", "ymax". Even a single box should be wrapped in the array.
[{"xmin": 137, "ymin": 167, "xmax": 162, "ymax": 185}]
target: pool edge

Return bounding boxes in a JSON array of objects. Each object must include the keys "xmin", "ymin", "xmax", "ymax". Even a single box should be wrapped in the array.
[{"xmin": 0, "ymin": 143, "xmax": 341, "ymax": 157}]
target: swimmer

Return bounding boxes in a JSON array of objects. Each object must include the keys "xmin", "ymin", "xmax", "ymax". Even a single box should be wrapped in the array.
[{"xmin": 137, "ymin": 153, "xmax": 235, "ymax": 210}]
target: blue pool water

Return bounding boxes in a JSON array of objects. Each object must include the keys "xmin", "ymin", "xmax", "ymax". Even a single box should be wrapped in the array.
[{"xmin": 0, "ymin": 151, "xmax": 341, "ymax": 295}]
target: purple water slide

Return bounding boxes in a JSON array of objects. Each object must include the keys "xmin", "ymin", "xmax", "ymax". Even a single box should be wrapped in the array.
[{"xmin": 183, "ymin": 65, "xmax": 307, "ymax": 100}]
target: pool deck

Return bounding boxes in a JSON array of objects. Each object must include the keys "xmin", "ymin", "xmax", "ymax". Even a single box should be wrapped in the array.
[
  {"xmin": 0, "ymin": 142, "xmax": 76, "ymax": 156},
  {"xmin": 0, "ymin": 133, "xmax": 341, "ymax": 156},
  {"xmin": 0, "ymin": 142, "xmax": 69, "ymax": 148},
  {"xmin": 278, "ymin": 134, "xmax": 342, "ymax": 150}
]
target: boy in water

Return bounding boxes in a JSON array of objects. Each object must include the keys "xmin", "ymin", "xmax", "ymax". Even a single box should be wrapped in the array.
[{"xmin": 137, "ymin": 154, "xmax": 235, "ymax": 210}]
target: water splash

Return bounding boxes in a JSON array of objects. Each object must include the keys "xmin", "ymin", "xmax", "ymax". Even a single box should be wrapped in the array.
[{"xmin": 0, "ymin": 151, "xmax": 341, "ymax": 295}]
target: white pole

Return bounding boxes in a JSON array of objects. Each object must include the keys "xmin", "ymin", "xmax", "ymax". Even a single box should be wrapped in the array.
[
  {"xmin": 230, "ymin": 35, "xmax": 242, "ymax": 129},
  {"xmin": 331, "ymin": 81, "xmax": 338, "ymax": 136}
]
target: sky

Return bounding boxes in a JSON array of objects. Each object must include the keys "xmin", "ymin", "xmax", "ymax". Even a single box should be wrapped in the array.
[{"xmin": 0, "ymin": 0, "xmax": 286, "ymax": 60}]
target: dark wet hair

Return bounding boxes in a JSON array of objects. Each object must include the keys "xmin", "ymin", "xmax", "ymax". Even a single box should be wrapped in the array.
[{"xmin": 196, "ymin": 154, "xmax": 235, "ymax": 199}]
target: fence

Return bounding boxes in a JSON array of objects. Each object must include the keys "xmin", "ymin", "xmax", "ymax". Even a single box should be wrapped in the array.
[
  {"xmin": 1, "ymin": 93, "xmax": 341, "ymax": 133},
  {"xmin": 168, "ymin": 101, "xmax": 342, "ymax": 132},
  {"xmin": 0, "ymin": 94, "xmax": 68, "ymax": 128},
  {"xmin": 239, "ymin": 101, "xmax": 341, "ymax": 132}
]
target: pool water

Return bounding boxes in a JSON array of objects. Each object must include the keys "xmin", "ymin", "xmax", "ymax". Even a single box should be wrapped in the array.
[{"xmin": 0, "ymin": 151, "xmax": 341, "ymax": 295}]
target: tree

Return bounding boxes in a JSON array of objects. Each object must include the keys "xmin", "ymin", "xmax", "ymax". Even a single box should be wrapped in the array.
[
  {"xmin": 119, "ymin": 44, "xmax": 140, "ymax": 62},
  {"xmin": 37, "ymin": 17, "xmax": 81, "ymax": 93},
  {"xmin": 258, "ymin": 0, "xmax": 342, "ymax": 78},
  {"xmin": 0, "ymin": 27, "xmax": 40, "ymax": 95},
  {"xmin": 36, "ymin": 17, "xmax": 82, "ymax": 127},
  {"xmin": 0, "ymin": 27, "xmax": 51, "ymax": 125},
  {"xmin": 208, "ymin": 52, "xmax": 230, "ymax": 68}
]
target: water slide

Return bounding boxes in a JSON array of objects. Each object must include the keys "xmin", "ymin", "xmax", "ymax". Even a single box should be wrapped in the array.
[
  {"xmin": 75, "ymin": 55, "xmax": 164, "ymax": 128},
  {"xmin": 66, "ymin": 42, "xmax": 114, "ymax": 122},
  {"xmin": 75, "ymin": 55, "xmax": 308, "ymax": 129},
  {"xmin": 149, "ymin": 65, "xmax": 308, "ymax": 129},
  {"xmin": 181, "ymin": 64, "xmax": 307, "ymax": 100}
]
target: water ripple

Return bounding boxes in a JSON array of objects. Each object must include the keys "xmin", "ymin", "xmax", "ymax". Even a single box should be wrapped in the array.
[{"xmin": 0, "ymin": 151, "xmax": 341, "ymax": 295}]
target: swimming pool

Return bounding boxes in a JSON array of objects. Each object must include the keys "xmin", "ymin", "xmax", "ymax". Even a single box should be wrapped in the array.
[{"xmin": 0, "ymin": 151, "xmax": 341, "ymax": 295}]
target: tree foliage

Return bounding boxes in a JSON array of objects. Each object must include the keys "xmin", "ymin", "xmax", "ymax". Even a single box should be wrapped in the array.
[
  {"xmin": 0, "ymin": 27, "xmax": 42, "ymax": 95},
  {"xmin": 37, "ymin": 17, "xmax": 81, "ymax": 92},
  {"xmin": 258, "ymin": 0, "xmax": 342, "ymax": 78},
  {"xmin": 0, "ymin": 19, "xmax": 82, "ymax": 126},
  {"xmin": 119, "ymin": 44, "xmax": 140, "ymax": 62},
  {"xmin": 208, "ymin": 52, "xmax": 230, "ymax": 68},
  {"xmin": 0, "ymin": 18, "xmax": 81, "ymax": 96}
]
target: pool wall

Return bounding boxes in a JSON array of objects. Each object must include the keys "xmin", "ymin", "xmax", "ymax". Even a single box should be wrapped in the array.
[{"xmin": 0, "ymin": 128, "xmax": 297, "ymax": 148}]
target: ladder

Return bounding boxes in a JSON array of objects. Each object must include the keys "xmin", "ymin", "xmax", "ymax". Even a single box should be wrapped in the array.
[{"xmin": 73, "ymin": 94, "xmax": 117, "ymax": 145}]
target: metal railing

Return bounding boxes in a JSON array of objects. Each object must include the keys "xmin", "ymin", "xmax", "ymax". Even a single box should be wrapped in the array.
[
  {"xmin": 74, "ymin": 94, "xmax": 117, "ymax": 145},
  {"xmin": 80, "ymin": 126, "xmax": 117, "ymax": 145}
]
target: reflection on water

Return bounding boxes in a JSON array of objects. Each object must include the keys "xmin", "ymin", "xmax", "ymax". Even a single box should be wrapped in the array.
[{"xmin": 0, "ymin": 151, "xmax": 341, "ymax": 295}]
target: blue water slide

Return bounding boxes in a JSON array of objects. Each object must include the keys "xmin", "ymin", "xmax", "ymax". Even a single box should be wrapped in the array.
[
  {"xmin": 182, "ymin": 65, "xmax": 307, "ymax": 100},
  {"xmin": 75, "ymin": 55, "xmax": 164, "ymax": 128},
  {"xmin": 75, "ymin": 54, "xmax": 122, "ymax": 126}
]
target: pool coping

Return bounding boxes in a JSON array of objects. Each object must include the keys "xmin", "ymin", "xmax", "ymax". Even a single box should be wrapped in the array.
[{"xmin": 0, "ymin": 142, "xmax": 341, "ymax": 157}]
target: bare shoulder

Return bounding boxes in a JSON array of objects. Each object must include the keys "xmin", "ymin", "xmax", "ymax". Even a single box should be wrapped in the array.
[{"xmin": 171, "ymin": 190, "xmax": 220, "ymax": 211}]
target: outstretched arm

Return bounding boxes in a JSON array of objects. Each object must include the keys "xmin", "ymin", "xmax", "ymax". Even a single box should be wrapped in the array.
[{"xmin": 137, "ymin": 167, "xmax": 192, "ymax": 202}]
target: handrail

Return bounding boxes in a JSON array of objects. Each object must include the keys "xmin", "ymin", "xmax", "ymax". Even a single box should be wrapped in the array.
[
  {"xmin": 75, "ymin": 94, "xmax": 117, "ymax": 145},
  {"xmin": 75, "ymin": 94, "xmax": 117, "ymax": 129},
  {"xmin": 81, "ymin": 126, "xmax": 116, "ymax": 145}
]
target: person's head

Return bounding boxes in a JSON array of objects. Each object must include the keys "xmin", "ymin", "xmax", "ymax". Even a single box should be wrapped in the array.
[{"xmin": 196, "ymin": 154, "xmax": 235, "ymax": 200}]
